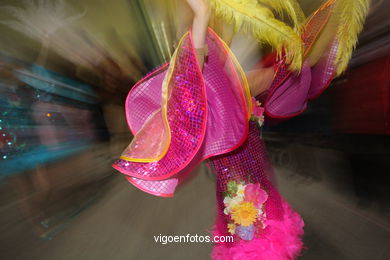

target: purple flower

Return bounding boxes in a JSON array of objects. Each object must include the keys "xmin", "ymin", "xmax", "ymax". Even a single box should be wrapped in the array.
[{"xmin": 236, "ymin": 224, "xmax": 255, "ymax": 240}]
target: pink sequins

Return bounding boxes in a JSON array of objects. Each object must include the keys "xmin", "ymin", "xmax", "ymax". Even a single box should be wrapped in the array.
[
  {"xmin": 113, "ymin": 34, "xmax": 207, "ymax": 180},
  {"xmin": 263, "ymin": 2, "xmax": 337, "ymax": 118},
  {"xmin": 208, "ymin": 122, "xmax": 284, "ymax": 243},
  {"xmin": 112, "ymin": 29, "xmax": 250, "ymax": 193}
]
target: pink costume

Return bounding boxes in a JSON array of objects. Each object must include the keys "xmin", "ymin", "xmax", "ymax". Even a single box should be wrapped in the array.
[{"xmin": 113, "ymin": 1, "xmax": 366, "ymax": 259}]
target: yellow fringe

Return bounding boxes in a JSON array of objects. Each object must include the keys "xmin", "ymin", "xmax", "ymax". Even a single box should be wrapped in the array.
[
  {"xmin": 334, "ymin": 0, "xmax": 371, "ymax": 75},
  {"xmin": 259, "ymin": 0, "xmax": 305, "ymax": 31},
  {"xmin": 211, "ymin": 0, "xmax": 303, "ymax": 71}
]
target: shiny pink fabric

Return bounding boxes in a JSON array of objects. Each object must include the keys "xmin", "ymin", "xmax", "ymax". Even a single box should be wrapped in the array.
[
  {"xmin": 209, "ymin": 122, "xmax": 304, "ymax": 259},
  {"xmin": 264, "ymin": 2, "xmax": 337, "ymax": 118},
  {"xmin": 112, "ymin": 29, "xmax": 249, "ymax": 196},
  {"xmin": 112, "ymin": 33, "xmax": 208, "ymax": 196},
  {"xmin": 125, "ymin": 64, "xmax": 168, "ymax": 134}
]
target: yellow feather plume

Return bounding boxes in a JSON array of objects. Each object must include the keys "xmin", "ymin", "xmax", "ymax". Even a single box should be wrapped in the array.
[
  {"xmin": 211, "ymin": 0, "xmax": 303, "ymax": 71},
  {"xmin": 333, "ymin": 0, "xmax": 371, "ymax": 75},
  {"xmin": 259, "ymin": 0, "xmax": 305, "ymax": 31}
]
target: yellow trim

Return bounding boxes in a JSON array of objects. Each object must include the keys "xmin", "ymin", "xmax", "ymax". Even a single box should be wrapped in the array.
[
  {"xmin": 216, "ymin": 36, "xmax": 253, "ymax": 119},
  {"xmin": 120, "ymin": 32, "xmax": 189, "ymax": 163}
]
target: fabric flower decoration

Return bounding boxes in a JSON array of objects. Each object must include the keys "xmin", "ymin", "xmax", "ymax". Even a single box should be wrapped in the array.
[
  {"xmin": 231, "ymin": 202, "xmax": 258, "ymax": 227},
  {"xmin": 236, "ymin": 224, "xmax": 255, "ymax": 240},
  {"xmin": 251, "ymin": 97, "xmax": 264, "ymax": 117},
  {"xmin": 226, "ymin": 180, "xmax": 238, "ymax": 196},
  {"xmin": 223, "ymin": 194, "xmax": 244, "ymax": 215},
  {"xmin": 227, "ymin": 223, "xmax": 236, "ymax": 235},
  {"xmin": 223, "ymin": 179, "xmax": 269, "ymax": 241},
  {"xmin": 251, "ymin": 97, "xmax": 265, "ymax": 127},
  {"xmin": 236, "ymin": 183, "xmax": 246, "ymax": 197},
  {"xmin": 244, "ymin": 183, "xmax": 268, "ymax": 208}
]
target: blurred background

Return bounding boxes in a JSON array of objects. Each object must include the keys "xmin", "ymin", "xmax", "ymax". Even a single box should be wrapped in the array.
[{"xmin": 0, "ymin": 0, "xmax": 389, "ymax": 259}]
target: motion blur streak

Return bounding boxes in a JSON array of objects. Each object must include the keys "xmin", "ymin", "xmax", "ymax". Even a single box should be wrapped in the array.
[{"xmin": 0, "ymin": 0, "xmax": 389, "ymax": 259}]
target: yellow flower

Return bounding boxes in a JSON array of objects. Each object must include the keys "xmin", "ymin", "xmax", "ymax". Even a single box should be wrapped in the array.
[
  {"xmin": 231, "ymin": 202, "xmax": 258, "ymax": 227},
  {"xmin": 227, "ymin": 223, "xmax": 236, "ymax": 235}
]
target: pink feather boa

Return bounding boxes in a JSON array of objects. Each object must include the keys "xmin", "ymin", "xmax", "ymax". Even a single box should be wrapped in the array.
[{"xmin": 211, "ymin": 201, "xmax": 304, "ymax": 260}]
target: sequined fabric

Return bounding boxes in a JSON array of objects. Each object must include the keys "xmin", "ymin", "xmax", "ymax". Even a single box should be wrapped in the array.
[
  {"xmin": 124, "ymin": 146, "xmax": 205, "ymax": 197},
  {"xmin": 112, "ymin": 28, "xmax": 251, "ymax": 196},
  {"xmin": 264, "ymin": 1, "xmax": 337, "ymax": 118},
  {"xmin": 209, "ymin": 122, "xmax": 304, "ymax": 259},
  {"xmin": 308, "ymin": 38, "xmax": 338, "ymax": 99},
  {"xmin": 119, "ymin": 63, "xmax": 171, "ymax": 162},
  {"xmin": 201, "ymin": 30, "xmax": 250, "ymax": 158},
  {"xmin": 113, "ymin": 32, "xmax": 207, "ymax": 181},
  {"xmin": 125, "ymin": 64, "xmax": 168, "ymax": 134},
  {"xmin": 209, "ymin": 121, "xmax": 284, "ymax": 234}
]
